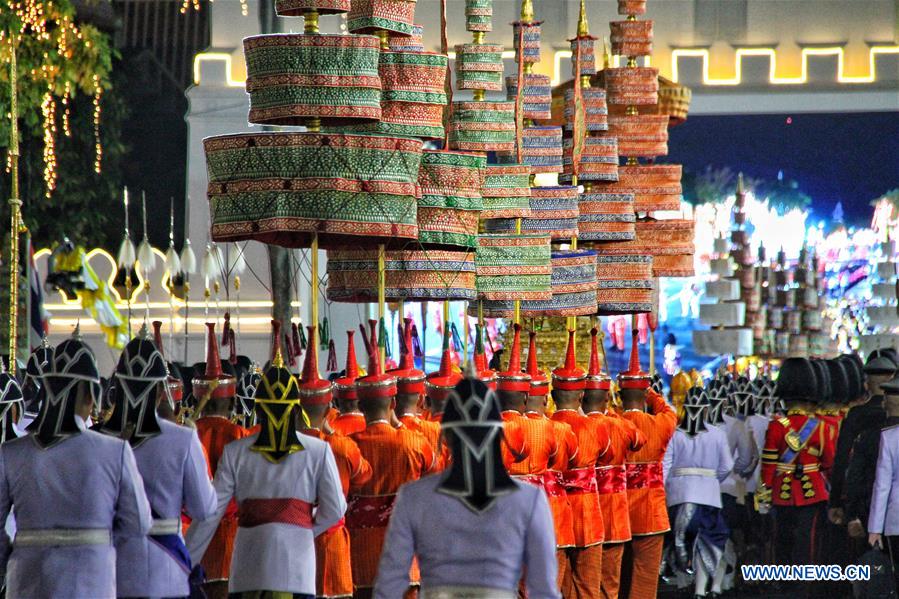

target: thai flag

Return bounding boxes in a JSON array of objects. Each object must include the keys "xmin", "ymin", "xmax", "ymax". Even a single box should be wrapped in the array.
[{"xmin": 28, "ymin": 242, "xmax": 48, "ymax": 347}]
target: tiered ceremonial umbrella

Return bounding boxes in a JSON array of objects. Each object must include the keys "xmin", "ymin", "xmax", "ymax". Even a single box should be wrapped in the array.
[
  {"xmin": 204, "ymin": 0, "xmax": 430, "ymax": 378},
  {"xmin": 474, "ymin": 0, "xmax": 599, "ymax": 359}
]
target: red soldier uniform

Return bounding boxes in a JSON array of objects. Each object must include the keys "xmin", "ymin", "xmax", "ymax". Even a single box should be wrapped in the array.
[
  {"xmin": 759, "ymin": 358, "xmax": 838, "ymax": 567},
  {"xmin": 763, "ymin": 411, "xmax": 837, "ymax": 507},
  {"xmin": 495, "ymin": 325, "xmax": 532, "ymax": 471},
  {"xmin": 525, "ymin": 330, "xmax": 577, "ymax": 586}
]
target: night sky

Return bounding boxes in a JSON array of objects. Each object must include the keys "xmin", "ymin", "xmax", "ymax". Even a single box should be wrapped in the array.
[{"xmin": 667, "ymin": 112, "xmax": 899, "ymax": 226}]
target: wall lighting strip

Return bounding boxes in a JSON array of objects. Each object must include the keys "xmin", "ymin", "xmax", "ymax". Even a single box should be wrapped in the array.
[
  {"xmin": 192, "ymin": 52, "xmax": 247, "ymax": 87},
  {"xmin": 197, "ymin": 44, "xmax": 897, "ymax": 90},
  {"xmin": 670, "ymin": 45, "xmax": 899, "ymax": 86}
]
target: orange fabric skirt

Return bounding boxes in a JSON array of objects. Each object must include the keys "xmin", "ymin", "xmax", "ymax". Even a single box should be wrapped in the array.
[
  {"xmin": 350, "ymin": 527, "xmax": 420, "ymax": 590},
  {"xmin": 201, "ymin": 515, "xmax": 238, "ymax": 582},
  {"xmin": 316, "ymin": 525, "xmax": 354, "ymax": 598}
]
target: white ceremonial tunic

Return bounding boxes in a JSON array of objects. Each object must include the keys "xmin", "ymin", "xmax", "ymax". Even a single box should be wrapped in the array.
[
  {"xmin": 868, "ymin": 425, "xmax": 899, "ymax": 536},
  {"xmin": 0, "ymin": 420, "xmax": 152, "ymax": 598},
  {"xmin": 374, "ymin": 475, "xmax": 560, "ymax": 599},
  {"xmin": 719, "ymin": 415, "xmax": 759, "ymax": 498},
  {"xmin": 115, "ymin": 418, "xmax": 217, "ymax": 598},
  {"xmin": 3, "ymin": 421, "xmax": 26, "ymax": 542},
  {"xmin": 744, "ymin": 414, "xmax": 769, "ymax": 494},
  {"xmin": 663, "ymin": 427, "xmax": 734, "ymax": 508},
  {"xmin": 186, "ymin": 433, "xmax": 345, "ymax": 595}
]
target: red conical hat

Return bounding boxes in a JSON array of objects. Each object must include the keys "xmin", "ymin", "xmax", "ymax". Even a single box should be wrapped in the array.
[
  {"xmin": 389, "ymin": 317, "xmax": 426, "ymax": 395},
  {"xmin": 152, "ymin": 320, "xmax": 183, "ymax": 402},
  {"xmin": 299, "ymin": 325, "xmax": 333, "ymax": 405},
  {"xmin": 497, "ymin": 324, "xmax": 531, "ymax": 393},
  {"xmin": 270, "ymin": 320, "xmax": 285, "ymax": 366},
  {"xmin": 617, "ymin": 325, "xmax": 651, "ymax": 390},
  {"xmin": 426, "ymin": 321, "xmax": 463, "ymax": 398},
  {"xmin": 585, "ymin": 327, "xmax": 611, "ymax": 391},
  {"xmin": 335, "ymin": 330, "xmax": 360, "ymax": 401},
  {"xmin": 192, "ymin": 322, "xmax": 236, "ymax": 400},
  {"xmin": 552, "ymin": 329, "xmax": 587, "ymax": 391},
  {"xmin": 473, "ymin": 324, "xmax": 496, "ymax": 389},
  {"xmin": 526, "ymin": 330, "xmax": 549, "ymax": 396},
  {"xmin": 356, "ymin": 319, "xmax": 397, "ymax": 401}
]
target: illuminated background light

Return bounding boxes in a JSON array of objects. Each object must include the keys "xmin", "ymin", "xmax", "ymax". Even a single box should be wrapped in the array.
[{"xmin": 196, "ymin": 45, "xmax": 899, "ymax": 89}]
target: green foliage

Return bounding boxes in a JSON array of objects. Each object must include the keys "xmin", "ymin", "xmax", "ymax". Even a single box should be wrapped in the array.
[
  {"xmin": 0, "ymin": 1, "xmax": 116, "ymax": 142},
  {"xmin": 683, "ymin": 165, "xmax": 813, "ymax": 215},
  {"xmin": 752, "ymin": 176, "xmax": 812, "ymax": 213},
  {"xmin": 681, "ymin": 165, "xmax": 736, "ymax": 205},
  {"xmin": 0, "ymin": 0, "xmax": 122, "ymax": 250},
  {"xmin": 0, "ymin": 78, "xmax": 128, "ymax": 249}
]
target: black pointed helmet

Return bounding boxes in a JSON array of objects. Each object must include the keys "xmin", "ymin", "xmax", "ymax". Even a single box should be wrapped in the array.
[
  {"xmin": 679, "ymin": 386, "xmax": 710, "ymax": 435},
  {"xmin": 102, "ymin": 328, "xmax": 168, "ymax": 446},
  {"xmin": 33, "ymin": 330, "xmax": 100, "ymax": 448}
]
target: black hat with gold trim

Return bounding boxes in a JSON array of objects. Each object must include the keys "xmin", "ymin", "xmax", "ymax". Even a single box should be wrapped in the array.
[{"xmin": 251, "ymin": 321, "xmax": 306, "ymax": 463}]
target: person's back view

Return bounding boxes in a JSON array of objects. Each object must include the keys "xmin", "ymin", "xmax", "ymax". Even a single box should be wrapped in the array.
[
  {"xmin": 186, "ymin": 322, "xmax": 345, "ymax": 597},
  {"xmin": 101, "ymin": 327, "xmax": 217, "ymax": 598},
  {"xmin": 0, "ymin": 330, "xmax": 151, "ymax": 598},
  {"xmin": 374, "ymin": 377, "xmax": 560, "ymax": 599}
]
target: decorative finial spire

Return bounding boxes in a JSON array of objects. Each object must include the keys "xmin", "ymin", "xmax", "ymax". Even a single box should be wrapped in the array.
[
  {"xmin": 164, "ymin": 197, "xmax": 181, "ymax": 277},
  {"xmin": 117, "ymin": 187, "xmax": 136, "ymax": 269},
  {"xmin": 137, "ymin": 191, "xmax": 156, "ymax": 272},
  {"xmin": 520, "ymin": 0, "xmax": 535, "ymax": 24},
  {"xmin": 737, "ymin": 172, "xmax": 745, "ymax": 194},
  {"xmin": 577, "ymin": 0, "xmax": 590, "ymax": 37}
]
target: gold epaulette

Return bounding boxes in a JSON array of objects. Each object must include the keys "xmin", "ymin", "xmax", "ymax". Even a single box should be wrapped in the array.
[{"xmin": 778, "ymin": 417, "xmax": 791, "ymax": 428}]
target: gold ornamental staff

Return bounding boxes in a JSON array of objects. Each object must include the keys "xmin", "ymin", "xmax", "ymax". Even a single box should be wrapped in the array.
[{"xmin": 7, "ymin": 37, "xmax": 28, "ymax": 375}]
